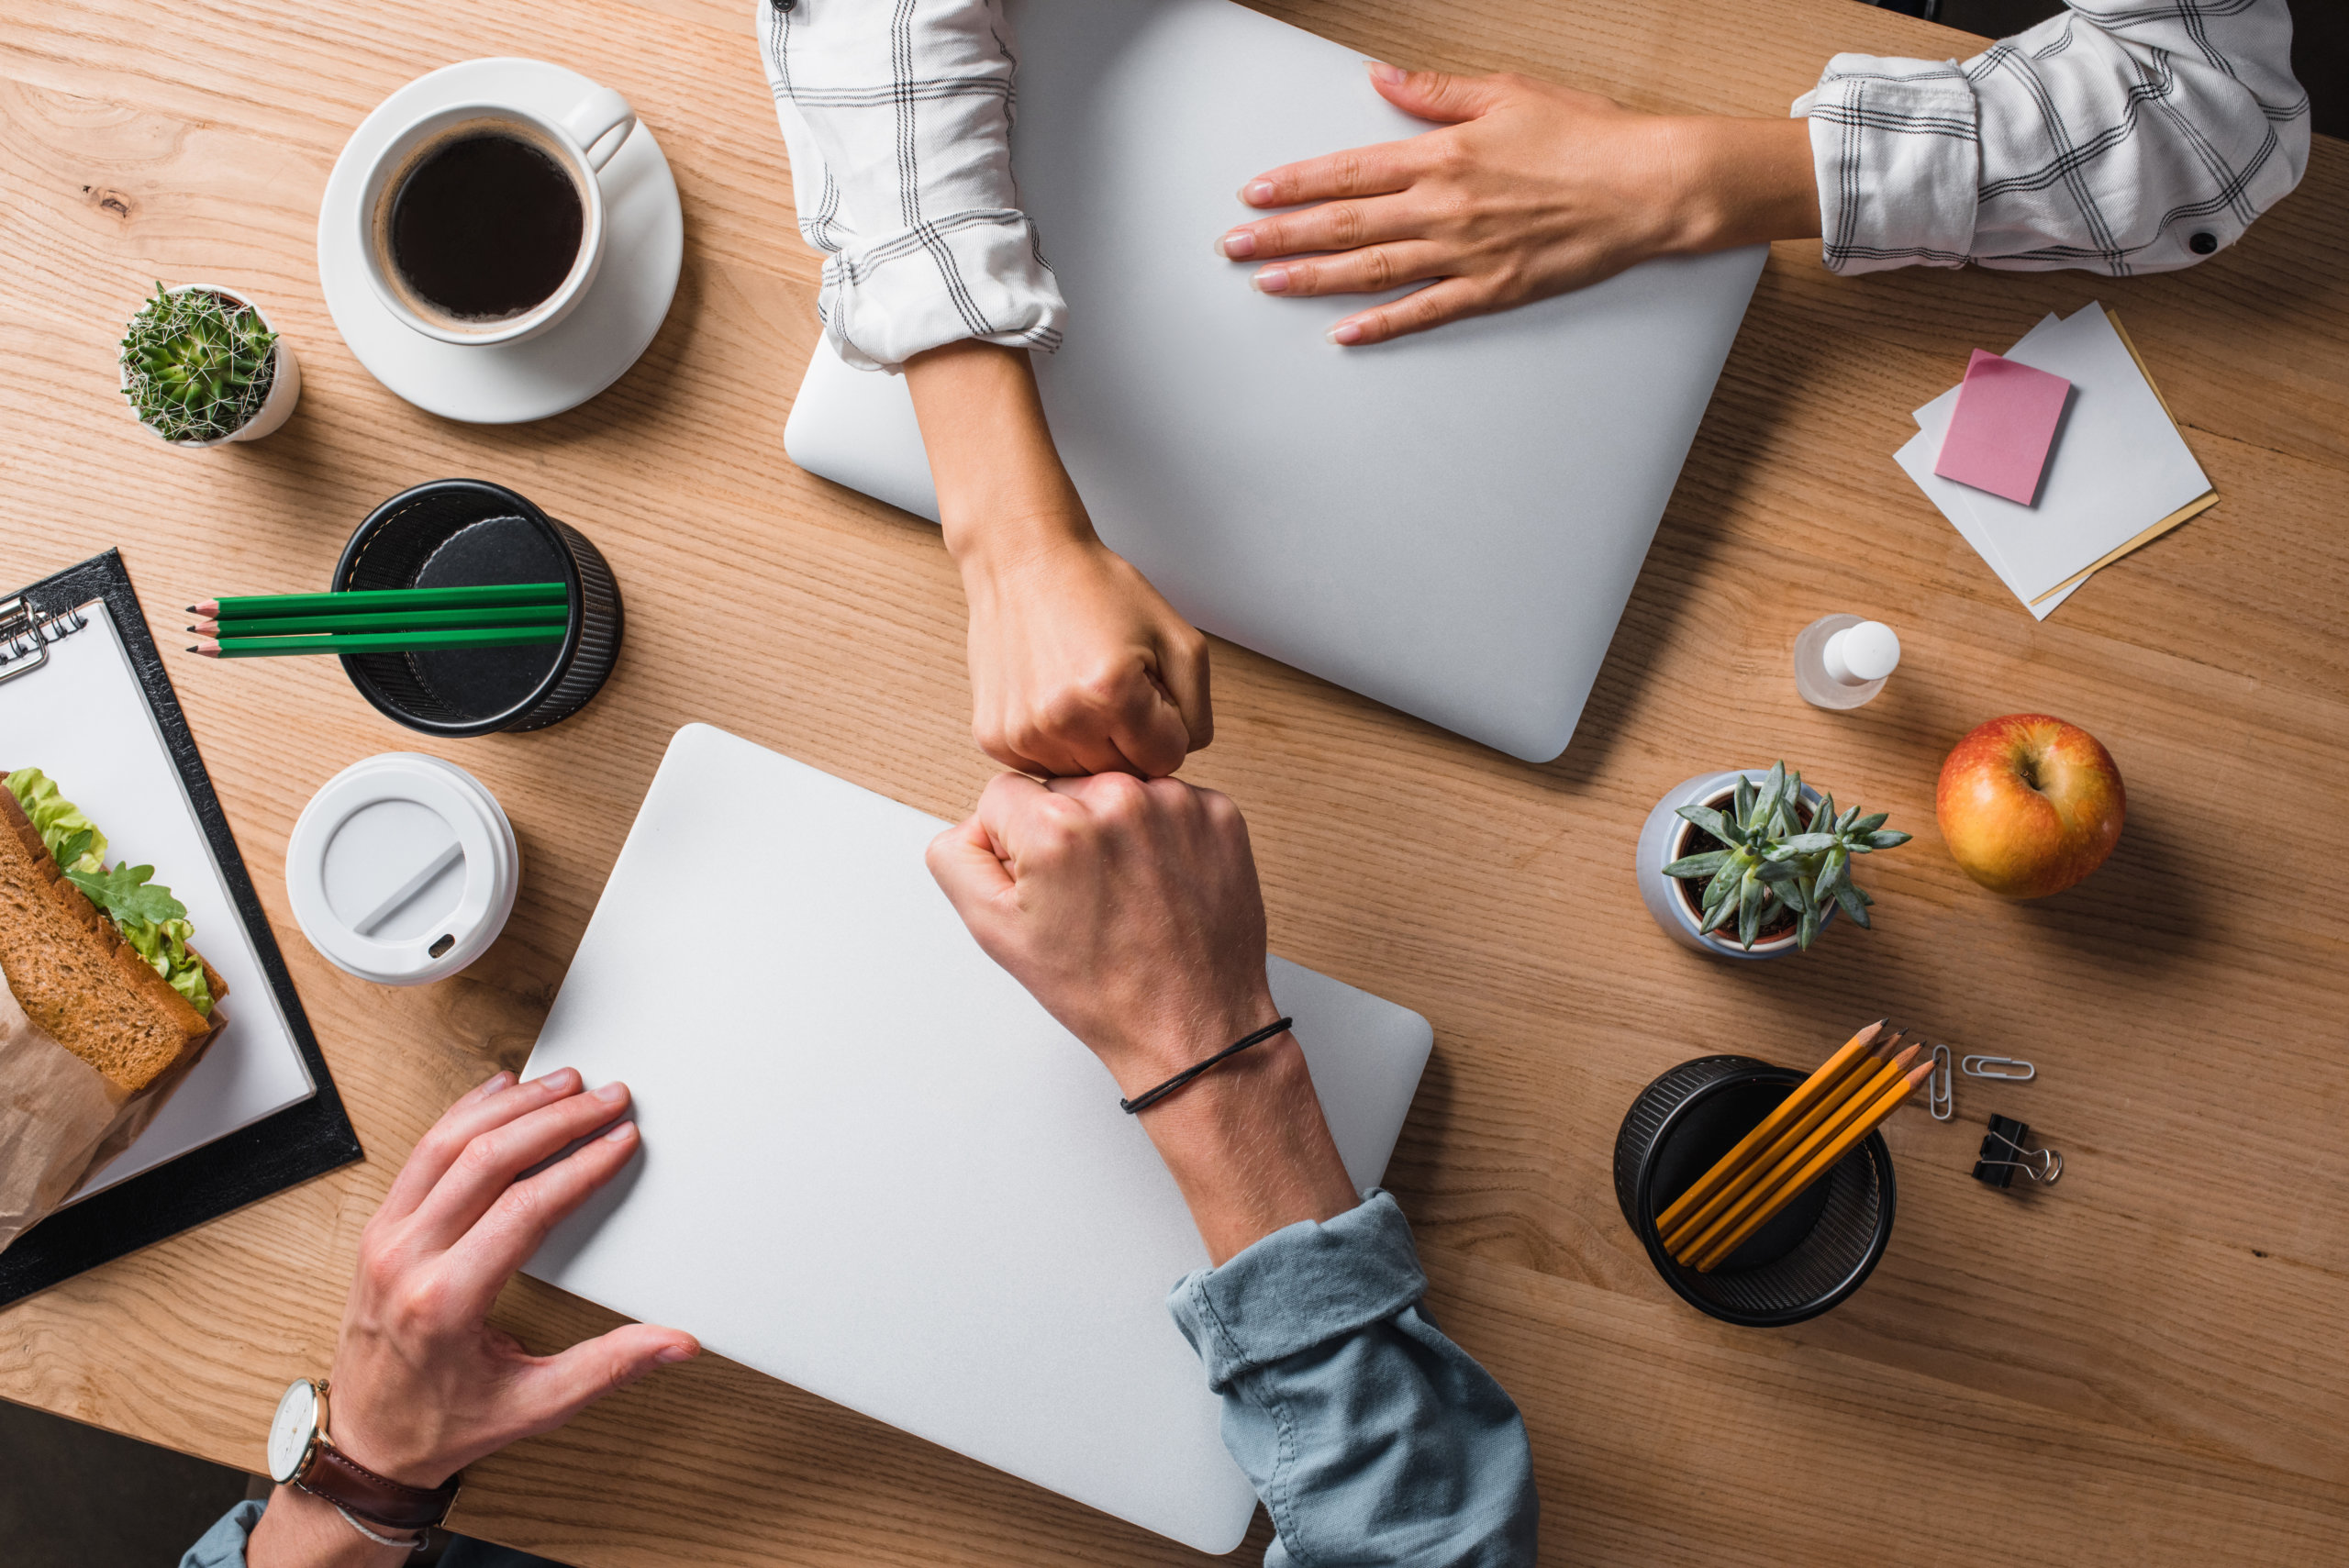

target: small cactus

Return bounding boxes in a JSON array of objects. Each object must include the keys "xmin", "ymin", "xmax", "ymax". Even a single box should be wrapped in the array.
[
  {"xmin": 1664, "ymin": 761, "xmax": 1910, "ymax": 951},
  {"xmin": 120, "ymin": 284, "xmax": 277, "ymax": 443}
]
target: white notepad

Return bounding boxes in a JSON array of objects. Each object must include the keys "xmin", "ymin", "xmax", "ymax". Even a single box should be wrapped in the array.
[
  {"xmin": 1899, "ymin": 392, "xmax": 2073, "ymax": 619},
  {"xmin": 0, "ymin": 599, "xmax": 316, "ymax": 1195},
  {"xmin": 520, "ymin": 724, "xmax": 1434, "ymax": 1552}
]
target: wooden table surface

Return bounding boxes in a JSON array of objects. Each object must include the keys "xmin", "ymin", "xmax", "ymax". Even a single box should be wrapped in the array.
[{"xmin": 5, "ymin": 0, "xmax": 2345, "ymax": 1562}]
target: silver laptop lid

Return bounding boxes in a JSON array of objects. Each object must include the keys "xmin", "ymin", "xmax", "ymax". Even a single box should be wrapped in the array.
[
  {"xmin": 783, "ymin": 0, "xmax": 1764, "ymax": 761},
  {"xmin": 522, "ymin": 724, "xmax": 1433, "ymax": 1551}
]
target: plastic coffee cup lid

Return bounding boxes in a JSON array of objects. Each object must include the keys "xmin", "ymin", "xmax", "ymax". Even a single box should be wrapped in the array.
[{"xmin": 285, "ymin": 753, "xmax": 520, "ymax": 985}]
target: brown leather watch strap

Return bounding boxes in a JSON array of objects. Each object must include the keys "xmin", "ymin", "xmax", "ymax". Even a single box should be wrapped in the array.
[{"xmin": 298, "ymin": 1444, "xmax": 461, "ymax": 1532}]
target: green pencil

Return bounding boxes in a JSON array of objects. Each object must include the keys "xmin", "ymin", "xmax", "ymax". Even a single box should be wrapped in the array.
[
  {"xmin": 188, "ymin": 582, "xmax": 569, "ymax": 618},
  {"xmin": 188, "ymin": 627, "xmax": 568, "ymax": 658},
  {"xmin": 192, "ymin": 605, "xmax": 572, "ymax": 638}
]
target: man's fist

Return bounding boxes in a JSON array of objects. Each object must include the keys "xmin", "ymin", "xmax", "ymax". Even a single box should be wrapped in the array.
[{"xmin": 926, "ymin": 772, "xmax": 1277, "ymax": 1098}]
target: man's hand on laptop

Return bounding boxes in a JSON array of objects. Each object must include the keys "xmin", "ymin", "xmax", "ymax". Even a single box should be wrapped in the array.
[
  {"xmin": 248, "ymin": 1070, "xmax": 699, "ymax": 1565},
  {"xmin": 928, "ymin": 772, "xmax": 1358, "ymax": 1263},
  {"xmin": 904, "ymin": 339, "xmax": 1211, "ymax": 779},
  {"xmin": 1213, "ymin": 62, "xmax": 1820, "ymax": 346}
]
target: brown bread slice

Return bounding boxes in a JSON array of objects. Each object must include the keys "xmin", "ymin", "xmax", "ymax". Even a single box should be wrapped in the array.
[{"xmin": 0, "ymin": 783, "xmax": 225, "ymax": 1094}]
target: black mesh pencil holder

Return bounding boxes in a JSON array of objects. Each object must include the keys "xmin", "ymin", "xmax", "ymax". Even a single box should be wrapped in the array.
[
  {"xmin": 333, "ymin": 479, "xmax": 623, "ymax": 737},
  {"xmin": 1615, "ymin": 1054, "xmax": 1895, "ymax": 1328}
]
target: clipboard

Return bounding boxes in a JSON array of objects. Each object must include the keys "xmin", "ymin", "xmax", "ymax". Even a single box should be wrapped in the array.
[{"xmin": 0, "ymin": 550, "xmax": 361, "ymax": 1307}]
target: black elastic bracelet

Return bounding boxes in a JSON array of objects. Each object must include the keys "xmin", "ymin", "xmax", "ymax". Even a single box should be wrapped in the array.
[{"xmin": 1119, "ymin": 1018, "xmax": 1296, "ymax": 1115}]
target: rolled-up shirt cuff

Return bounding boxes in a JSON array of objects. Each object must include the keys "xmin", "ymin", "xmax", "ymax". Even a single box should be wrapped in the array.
[
  {"xmin": 1166, "ymin": 1190, "xmax": 1428, "ymax": 1392},
  {"xmin": 820, "ymin": 209, "xmax": 1068, "ymax": 373},
  {"xmin": 180, "ymin": 1498, "xmax": 264, "ymax": 1568},
  {"xmin": 1793, "ymin": 54, "xmax": 1982, "ymax": 274}
]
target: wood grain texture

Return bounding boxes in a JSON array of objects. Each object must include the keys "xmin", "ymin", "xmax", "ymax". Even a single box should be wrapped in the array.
[{"xmin": 2, "ymin": 0, "xmax": 2344, "ymax": 1563}]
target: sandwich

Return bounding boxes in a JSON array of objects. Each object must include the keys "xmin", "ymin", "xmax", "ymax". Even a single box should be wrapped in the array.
[{"xmin": 0, "ymin": 768, "xmax": 226, "ymax": 1095}]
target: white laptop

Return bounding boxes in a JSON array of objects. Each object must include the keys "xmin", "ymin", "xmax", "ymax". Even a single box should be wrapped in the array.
[
  {"xmin": 521, "ymin": 724, "xmax": 1433, "ymax": 1552},
  {"xmin": 781, "ymin": 0, "xmax": 1765, "ymax": 762}
]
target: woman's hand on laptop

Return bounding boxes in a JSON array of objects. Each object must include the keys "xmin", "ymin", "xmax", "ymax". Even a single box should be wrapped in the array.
[
  {"xmin": 1213, "ymin": 63, "xmax": 1820, "ymax": 346},
  {"xmin": 906, "ymin": 339, "xmax": 1211, "ymax": 778},
  {"xmin": 928, "ymin": 772, "xmax": 1357, "ymax": 1263},
  {"xmin": 249, "ymin": 1070, "xmax": 698, "ymax": 1565}
]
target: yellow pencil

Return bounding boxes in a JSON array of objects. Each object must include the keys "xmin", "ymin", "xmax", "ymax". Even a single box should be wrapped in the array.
[
  {"xmin": 1691, "ymin": 1057, "xmax": 1933, "ymax": 1272},
  {"xmin": 1673, "ymin": 1043, "xmax": 1920, "ymax": 1266},
  {"xmin": 1659, "ymin": 1030, "xmax": 1903, "ymax": 1256},
  {"xmin": 1653, "ymin": 1021, "xmax": 1886, "ymax": 1240}
]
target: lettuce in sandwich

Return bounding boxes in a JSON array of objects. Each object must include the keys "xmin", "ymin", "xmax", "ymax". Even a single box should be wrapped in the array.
[{"xmin": 6, "ymin": 767, "xmax": 213, "ymax": 1017}]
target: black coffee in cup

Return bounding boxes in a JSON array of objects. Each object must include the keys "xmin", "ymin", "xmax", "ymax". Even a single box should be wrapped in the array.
[{"xmin": 386, "ymin": 124, "xmax": 584, "ymax": 323}]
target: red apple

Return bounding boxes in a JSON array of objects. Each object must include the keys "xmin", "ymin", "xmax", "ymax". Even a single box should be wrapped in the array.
[{"xmin": 1936, "ymin": 715, "xmax": 2124, "ymax": 898}]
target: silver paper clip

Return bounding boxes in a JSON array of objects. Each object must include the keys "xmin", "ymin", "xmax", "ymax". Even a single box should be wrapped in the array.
[
  {"xmin": 1927, "ymin": 1043, "xmax": 1954, "ymax": 1121},
  {"xmin": 1962, "ymin": 1053, "xmax": 2035, "ymax": 1082},
  {"xmin": 1975, "ymin": 1119, "xmax": 2063, "ymax": 1187}
]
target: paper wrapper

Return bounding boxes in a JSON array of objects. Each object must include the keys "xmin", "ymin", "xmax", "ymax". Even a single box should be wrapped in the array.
[{"xmin": 0, "ymin": 953, "xmax": 220, "ymax": 1253}]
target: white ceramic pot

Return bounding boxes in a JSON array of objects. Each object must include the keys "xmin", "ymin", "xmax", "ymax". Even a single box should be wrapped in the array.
[
  {"xmin": 122, "ymin": 284, "xmax": 302, "ymax": 447},
  {"xmin": 1635, "ymin": 769, "xmax": 1833, "ymax": 962}
]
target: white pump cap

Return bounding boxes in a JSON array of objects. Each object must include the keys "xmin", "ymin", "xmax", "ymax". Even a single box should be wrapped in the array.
[{"xmin": 1821, "ymin": 621, "xmax": 1900, "ymax": 686}]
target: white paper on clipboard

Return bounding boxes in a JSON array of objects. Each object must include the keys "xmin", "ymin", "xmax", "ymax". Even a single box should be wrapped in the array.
[{"xmin": 0, "ymin": 598, "xmax": 315, "ymax": 1196}]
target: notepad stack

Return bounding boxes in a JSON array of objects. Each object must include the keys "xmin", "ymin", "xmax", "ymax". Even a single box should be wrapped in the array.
[{"xmin": 1895, "ymin": 303, "xmax": 2216, "ymax": 620}]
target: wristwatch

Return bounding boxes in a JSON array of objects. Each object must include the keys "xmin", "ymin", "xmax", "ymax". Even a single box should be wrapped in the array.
[{"xmin": 266, "ymin": 1379, "xmax": 462, "ymax": 1533}]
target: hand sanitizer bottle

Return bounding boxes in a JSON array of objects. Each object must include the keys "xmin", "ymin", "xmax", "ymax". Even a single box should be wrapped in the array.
[{"xmin": 1795, "ymin": 615, "xmax": 1900, "ymax": 709}]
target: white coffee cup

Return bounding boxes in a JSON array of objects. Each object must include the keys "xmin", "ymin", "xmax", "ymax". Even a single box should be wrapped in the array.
[{"xmin": 358, "ymin": 85, "xmax": 636, "ymax": 347}]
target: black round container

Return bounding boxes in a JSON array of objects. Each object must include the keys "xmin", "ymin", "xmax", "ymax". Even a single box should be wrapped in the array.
[
  {"xmin": 1615, "ymin": 1054, "xmax": 1894, "ymax": 1327},
  {"xmin": 332, "ymin": 479, "xmax": 622, "ymax": 736}
]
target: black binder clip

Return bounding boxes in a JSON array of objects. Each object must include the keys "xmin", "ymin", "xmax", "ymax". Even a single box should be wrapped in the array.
[{"xmin": 1974, "ymin": 1115, "xmax": 2062, "ymax": 1188}]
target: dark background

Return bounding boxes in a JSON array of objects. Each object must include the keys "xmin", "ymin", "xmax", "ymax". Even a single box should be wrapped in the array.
[
  {"xmin": 6, "ymin": 3, "xmax": 2340, "ymax": 1565},
  {"xmin": 0, "ymin": 1402, "xmax": 258, "ymax": 1565}
]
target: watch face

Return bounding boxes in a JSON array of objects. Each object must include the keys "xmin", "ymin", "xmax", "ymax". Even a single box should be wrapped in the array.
[{"xmin": 267, "ymin": 1380, "xmax": 318, "ymax": 1485}]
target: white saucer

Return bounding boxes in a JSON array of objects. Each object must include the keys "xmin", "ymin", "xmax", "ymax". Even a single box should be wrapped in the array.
[{"xmin": 318, "ymin": 58, "xmax": 683, "ymax": 423}]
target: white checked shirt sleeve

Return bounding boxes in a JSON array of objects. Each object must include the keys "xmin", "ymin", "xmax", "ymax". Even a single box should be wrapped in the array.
[
  {"xmin": 1791, "ymin": 0, "xmax": 2310, "ymax": 275},
  {"xmin": 755, "ymin": 0, "xmax": 1066, "ymax": 372}
]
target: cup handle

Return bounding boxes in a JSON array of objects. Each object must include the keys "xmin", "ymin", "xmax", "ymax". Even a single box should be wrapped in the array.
[{"xmin": 563, "ymin": 87, "xmax": 637, "ymax": 172}]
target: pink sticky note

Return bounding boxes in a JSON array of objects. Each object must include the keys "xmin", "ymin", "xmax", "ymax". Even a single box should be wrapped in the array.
[{"xmin": 1933, "ymin": 350, "xmax": 2072, "ymax": 506}]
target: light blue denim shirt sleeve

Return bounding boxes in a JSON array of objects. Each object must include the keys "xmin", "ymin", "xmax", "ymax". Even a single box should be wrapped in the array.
[
  {"xmin": 181, "ymin": 1499, "xmax": 264, "ymax": 1568},
  {"xmin": 184, "ymin": 1496, "xmax": 558, "ymax": 1568},
  {"xmin": 1165, "ymin": 1190, "xmax": 1539, "ymax": 1567}
]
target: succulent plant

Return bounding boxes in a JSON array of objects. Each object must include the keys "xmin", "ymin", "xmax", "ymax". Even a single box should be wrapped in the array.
[
  {"xmin": 119, "ymin": 284, "xmax": 278, "ymax": 443},
  {"xmin": 1663, "ymin": 761, "xmax": 1910, "ymax": 951}
]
